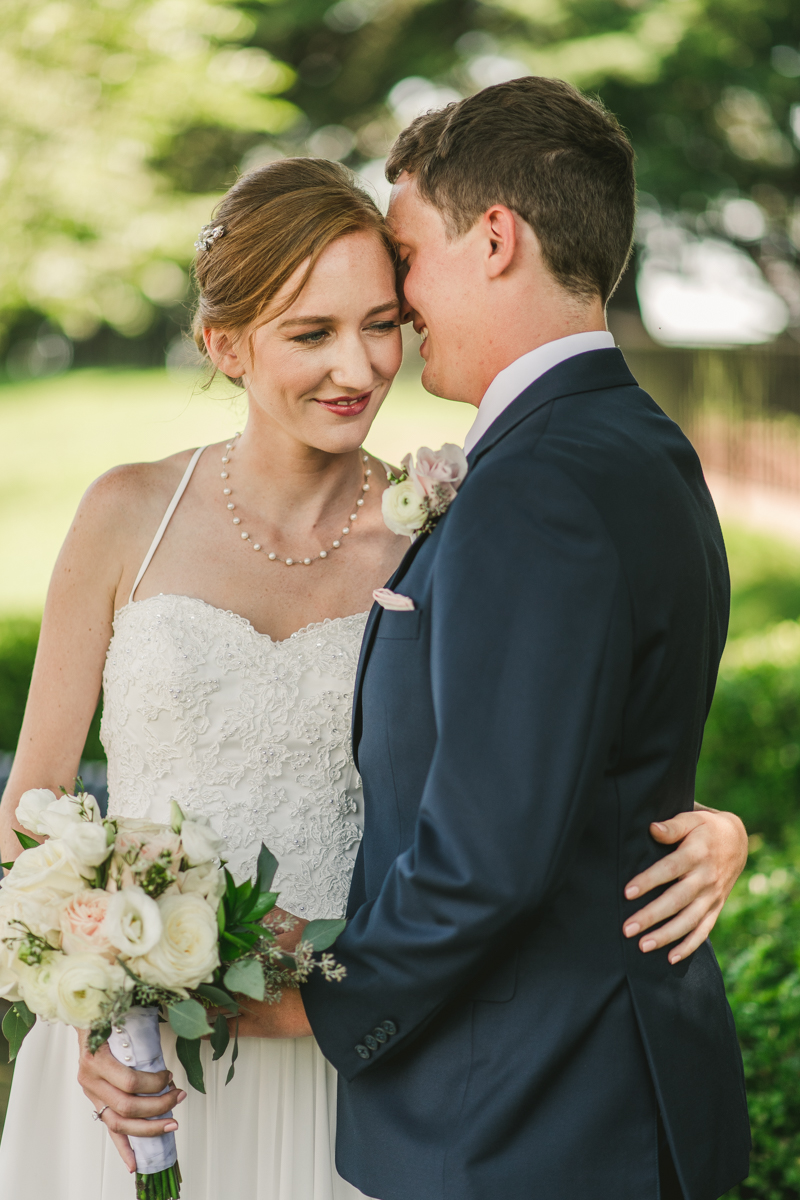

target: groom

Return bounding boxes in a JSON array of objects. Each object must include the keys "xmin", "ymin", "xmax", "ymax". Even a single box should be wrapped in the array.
[{"xmin": 298, "ymin": 77, "xmax": 751, "ymax": 1199}]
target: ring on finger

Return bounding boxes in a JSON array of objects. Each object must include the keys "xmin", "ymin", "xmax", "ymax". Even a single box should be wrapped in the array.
[{"xmin": 92, "ymin": 1104, "xmax": 110, "ymax": 1123}]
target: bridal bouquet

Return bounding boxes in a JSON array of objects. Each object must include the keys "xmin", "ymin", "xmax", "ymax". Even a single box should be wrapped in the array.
[{"xmin": 0, "ymin": 786, "xmax": 345, "ymax": 1200}]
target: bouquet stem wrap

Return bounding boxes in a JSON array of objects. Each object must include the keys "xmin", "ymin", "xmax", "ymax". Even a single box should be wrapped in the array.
[{"xmin": 108, "ymin": 1007, "xmax": 181, "ymax": 1199}]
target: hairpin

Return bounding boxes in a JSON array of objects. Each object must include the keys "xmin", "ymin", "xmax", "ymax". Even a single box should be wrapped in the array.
[{"xmin": 194, "ymin": 224, "xmax": 225, "ymax": 252}]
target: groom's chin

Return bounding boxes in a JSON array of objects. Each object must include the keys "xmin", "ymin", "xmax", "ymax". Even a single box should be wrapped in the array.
[{"xmin": 420, "ymin": 361, "xmax": 458, "ymax": 404}]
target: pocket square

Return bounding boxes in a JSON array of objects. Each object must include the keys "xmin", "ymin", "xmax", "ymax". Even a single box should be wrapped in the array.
[{"xmin": 373, "ymin": 588, "xmax": 416, "ymax": 611}]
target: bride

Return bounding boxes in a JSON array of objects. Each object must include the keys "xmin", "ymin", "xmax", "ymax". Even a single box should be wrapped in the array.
[{"xmin": 0, "ymin": 157, "xmax": 746, "ymax": 1199}]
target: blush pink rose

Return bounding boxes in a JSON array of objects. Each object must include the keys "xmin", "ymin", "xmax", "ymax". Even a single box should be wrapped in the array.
[
  {"xmin": 60, "ymin": 891, "xmax": 116, "ymax": 960},
  {"xmin": 403, "ymin": 443, "xmax": 468, "ymax": 501}
]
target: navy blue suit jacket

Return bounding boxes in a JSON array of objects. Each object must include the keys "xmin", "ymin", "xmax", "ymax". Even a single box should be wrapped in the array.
[{"xmin": 302, "ymin": 349, "xmax": 750, "ymax": 1200}]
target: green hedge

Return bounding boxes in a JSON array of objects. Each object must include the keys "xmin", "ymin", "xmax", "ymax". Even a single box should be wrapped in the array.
[
  {"xmin": 0, "ymin": 618, "xmax": 104, "ymax": 760},
  {"xmin": 716, "ymin": 839, "xmax": 800, "ymax": 1199}
]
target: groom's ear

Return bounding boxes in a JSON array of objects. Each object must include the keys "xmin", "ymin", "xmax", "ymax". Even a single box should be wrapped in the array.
[{"xmin": 482, "ymin": 205, "xmax": 519, "ymax": 279}]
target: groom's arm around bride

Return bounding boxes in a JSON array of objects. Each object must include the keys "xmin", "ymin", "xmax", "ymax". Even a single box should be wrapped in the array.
[{"xmin": 302, "ymin": 78, "xmax": 751, "ymax": 1200}]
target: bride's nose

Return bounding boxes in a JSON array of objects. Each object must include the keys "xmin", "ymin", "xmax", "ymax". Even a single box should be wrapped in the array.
[{"xmin": 328, "ymin": 330, "xmax": 377, "ymax": 392}]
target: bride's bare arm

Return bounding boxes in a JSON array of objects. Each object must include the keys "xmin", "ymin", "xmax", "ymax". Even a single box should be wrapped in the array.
[{"xmin": 0, "ymin": 469, "xmax": 135, "ymax": 862}]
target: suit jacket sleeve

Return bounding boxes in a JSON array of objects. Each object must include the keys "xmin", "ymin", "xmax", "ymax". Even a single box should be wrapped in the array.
[{"xmin": 302, "ymin": 457, "xmax": 633, "ymax": 1080}]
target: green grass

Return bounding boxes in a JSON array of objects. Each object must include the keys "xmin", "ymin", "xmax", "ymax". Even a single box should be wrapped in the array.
[{"xmin": 0, "ymin": 367, "xmax": 473, "ymax": 615}]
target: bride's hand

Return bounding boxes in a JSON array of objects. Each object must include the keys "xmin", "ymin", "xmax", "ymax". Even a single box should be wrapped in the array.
[
  {"xmin": 622, "ymin": 806, "xmax": 748, "ymax": 964},
  {"xmin": 76, "ymin": 1031, "xmax": 187, "ymax": 1173}
]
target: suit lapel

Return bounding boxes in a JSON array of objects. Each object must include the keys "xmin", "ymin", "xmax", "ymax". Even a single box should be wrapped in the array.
[
  {"xmin": 467, "ymin": 348, "xmax": 637, "ymax": 469},
  {"xmin": 351, "ymin": 529, "xmax": 431, "ymax": 770}
]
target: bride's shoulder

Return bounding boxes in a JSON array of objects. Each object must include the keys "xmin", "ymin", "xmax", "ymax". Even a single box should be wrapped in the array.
[{"xmin": 73, "ymin": 448, "xmax": 203, "ymax": 540}]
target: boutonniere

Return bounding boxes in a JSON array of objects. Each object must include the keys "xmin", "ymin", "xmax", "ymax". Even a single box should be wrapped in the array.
[{"xmin": 381, "ymin": 444, "xmax": 468, "ymax": 540}]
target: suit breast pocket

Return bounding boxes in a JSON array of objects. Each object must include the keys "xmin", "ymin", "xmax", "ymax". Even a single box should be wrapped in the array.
[{"xmin": 375, "ymin": 609, "xmax": 422, "ymax": 640}]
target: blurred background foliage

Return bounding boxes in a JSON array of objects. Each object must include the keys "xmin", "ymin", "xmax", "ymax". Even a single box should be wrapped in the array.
[{"xmin": 1, "ymin": 0, "xmax": 799, "ymax": 374}]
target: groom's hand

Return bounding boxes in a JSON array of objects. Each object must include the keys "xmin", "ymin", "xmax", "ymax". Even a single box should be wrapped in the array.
[
  {"xmin": 76, "ymin": 1031, "xmax": 186, "ymax": 1172},
  {"xmin": 622, "ymin": 807, "xmax": 748, "ymax": 964}
]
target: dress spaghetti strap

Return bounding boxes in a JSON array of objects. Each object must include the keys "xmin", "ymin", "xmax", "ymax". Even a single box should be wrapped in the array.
[{"xmin": 128, "ymin": 446, "xmax": 206, "ymax": 604}]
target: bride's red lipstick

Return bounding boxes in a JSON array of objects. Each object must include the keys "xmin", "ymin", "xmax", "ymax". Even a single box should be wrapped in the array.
[{"xmin": 315, "ymin": 391, "xmax": 372, "ymax": 416}]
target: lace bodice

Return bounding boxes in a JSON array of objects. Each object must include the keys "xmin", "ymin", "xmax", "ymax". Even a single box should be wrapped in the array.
[{"xmin": 100, "ymin": 593, "xmax": 369, "ymax": 921}]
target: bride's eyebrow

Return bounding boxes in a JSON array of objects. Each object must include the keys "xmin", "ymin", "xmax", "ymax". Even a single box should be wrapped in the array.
[{"xmin": 278, "ymin": 301, "xmax": 400, "ymax": 329}]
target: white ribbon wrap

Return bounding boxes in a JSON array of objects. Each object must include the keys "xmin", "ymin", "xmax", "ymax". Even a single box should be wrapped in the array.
[{"xmin": 107, "ymin": 1007, "xmax": 178, "ymax": 1175}]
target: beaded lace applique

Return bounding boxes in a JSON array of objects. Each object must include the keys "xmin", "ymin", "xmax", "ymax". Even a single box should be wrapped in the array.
[{"xmin": 101, "ymin": 593, "xmax": 368, "ymax": 920}]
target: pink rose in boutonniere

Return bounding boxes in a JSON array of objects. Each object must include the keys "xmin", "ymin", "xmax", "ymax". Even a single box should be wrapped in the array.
[{"xmin": 381, "ymin": 444, "xmax": 468, "ymax": 540}]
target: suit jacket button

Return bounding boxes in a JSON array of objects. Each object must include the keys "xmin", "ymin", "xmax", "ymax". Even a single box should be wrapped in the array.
[
  {"xmin": 364, "ymin": 1034, "xmax": 378, "ymax": 1051},
  {"xmin": 373, "ymin": 1027, "xmax": 388, "ymax": 1044},
  {"xmin": 382, "ymin": 1020, "xmax": 397, "ymax": 1036},
  {"xmin": 355, "ymin": 1044, "xmax": 370, "ymax": 1059}
]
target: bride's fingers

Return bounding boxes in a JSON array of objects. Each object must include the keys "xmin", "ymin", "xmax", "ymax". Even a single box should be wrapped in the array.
[
  {"xmin": 100, "ymin": 1108, "xmax": 180, "ymax": 1139},
  {"xmin": 79, "ymin": 1041, "xmax": 173, "ymax": 1097},
  {"xmin": 106, "ymin": 1127, "xmax": 137, "ymax": 1174},
  {"xmin": 82, "ymin": 1076, "xmax": 186, "ymax": 1119},
  {"xmin": 623, "ymin": 875, "xmax": 699, "ymax": 939},
  {"xmin": 631, "ymin": 895, "xmax": 722, "ymax": 961}
]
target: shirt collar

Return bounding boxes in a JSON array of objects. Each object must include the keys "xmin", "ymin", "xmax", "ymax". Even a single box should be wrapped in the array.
[{"xmin": 463, "ymin": 331, "xmax": 616, "ymax": 455}]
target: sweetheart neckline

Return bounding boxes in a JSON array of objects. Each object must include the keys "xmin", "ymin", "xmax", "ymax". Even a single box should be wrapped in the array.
[{"xmin": 113, "ymin": 592, "xmax": 370, "ymax": 645}]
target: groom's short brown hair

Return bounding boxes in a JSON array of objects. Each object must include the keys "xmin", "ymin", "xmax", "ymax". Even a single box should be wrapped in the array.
[{"xmin": 386, "ymin": 76, "xmax": 635, "ymax": 304}]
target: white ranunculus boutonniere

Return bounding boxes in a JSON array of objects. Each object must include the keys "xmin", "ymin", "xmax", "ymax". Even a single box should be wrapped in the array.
[{"xmin": 381, "ymin": 444, "xmax": 468, "ymax": 539}]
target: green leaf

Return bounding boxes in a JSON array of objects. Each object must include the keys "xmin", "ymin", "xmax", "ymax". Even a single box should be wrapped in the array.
[
  {"xmin": 175, "ymin": 1035, "xmax": 205, "ymax": 1094},
  {"xmin": 256, "ymin": 844, "xmax": 278, "ymax": 894},
  {"xmin": 14, "ymin": 831, "xmax": 39, "ymax": 851},
  {"xmin": 195, "ymin": 983, "xmax": 239, "ymax": 1014},
  {"xmin": 1, "ymin": 862, "xmax": 13, "ymax": 871},
  {"xmin": 210, "ymin": 1013, "xmax": 229, "ymax": 1061},
  {"xmin": 301, "ymin": 918, "xmax": 347, "ymax": 952},
  {"xmin": 217, "ymin": 900, "xmax": 226, "ymax": 935},
  {"xmin": 223, "ymin": 958, "xmax": 265, "ymax": 1001},
  {"xmin": 167, "ymin": 999, "xmax": 213, "ymax": 1040},
  {"xmin": 225, "ymin": 1021, "xmax": 239, "ymax": 1086},
  {"xmin": 3, "ymin": 1001, "xmax": 36, "ymax": 1062},
  {"xmin": 247, "ymin": 891, "xmax": 279, "ymax": 924}
]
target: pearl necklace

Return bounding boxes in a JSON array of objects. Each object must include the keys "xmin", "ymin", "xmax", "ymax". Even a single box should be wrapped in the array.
[{"xmin": 219, "ymin": 434, "xmax": 373, "ymax": 566}]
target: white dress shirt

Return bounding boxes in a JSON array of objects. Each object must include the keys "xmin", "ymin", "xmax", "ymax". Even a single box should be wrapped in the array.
[{"xmin": 463, "ymin": 331, "xmax": 615, "ymax": 455}]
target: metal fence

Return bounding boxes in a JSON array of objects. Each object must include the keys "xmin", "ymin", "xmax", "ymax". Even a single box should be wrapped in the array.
[{"xmin": 625, "ymin": 345, "xmax": 800, "ymax": 494}]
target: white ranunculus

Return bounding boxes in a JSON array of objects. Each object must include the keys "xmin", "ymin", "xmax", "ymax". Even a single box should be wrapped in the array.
[
  {"xmin": 381, "ymin": 480, "xmax": 427, "ymax": 538},
  {"xmin": 15, "ymin": 789, "xmax": 57, "ymax": 835},
  {"xmin": 0, "ymin": 839, "xmax": 87, "ymax": 908},
  {"xmin": 53, "ymin": 953, "xmax": 126, "ymax": 1028},
  {"xmin": 17, "ymin": 954, "xmax": 62, "ymax": 1022},
  {"xmin": 62, "ymin": 821, "xmax": 114, "ymax": 870},
  {"xmin": 103, "ymin": 887, "xmax": 163, "ymax": 958},
  {"xmin": 130, "ymin": 893, "xmax": 220, "ymax": 991},
  {"xmin": 180, "ymin": 818, "xmax": 224, "ymax": 866},
  {"xmin": 0, "ymin": 893, "xmax": 62, "ymax": 948},
  {"xmin": 178, "ymin": 860, "xmax": 225, "ymax": 905}
]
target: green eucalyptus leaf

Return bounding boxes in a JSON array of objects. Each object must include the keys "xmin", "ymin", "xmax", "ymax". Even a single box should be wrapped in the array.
[
  {"xmin": 210, "ymin": 1013, "xmax": 230, "ymax": 1061},
  {"xmin": 167, "ymin": 999, "xmax": 213, "ymax": 1040},
  {"xmin": 195, "ymin": 983, "xmax": 239, "ymax": 1014},
  {"xmin": 175, "ymin": 1034, "xmax": 205, "ymax": 1094},
  {"xmin": 225, "ymin": 1021, "xmax": 240, "ymax": 1086},
  {"xmin": 256, "ymin": 844, "xmax": 278, "ymax": 894},
  {"xmin": 223, "ymin": 958, "xmax": 265, "ymax": 1001},
  {"xmin": 14, "ymin": 831, "xmax": 39, "ymax": 851},
  {"xmin": 300, "ymin": 917, "xmax": 347, "ymax": 952},
  {"xmin": 3, "ymin": 1001, "xmax": 36, "ymax": 1062}
]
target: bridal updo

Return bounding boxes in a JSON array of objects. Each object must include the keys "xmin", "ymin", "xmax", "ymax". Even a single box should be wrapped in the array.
[{"xmin": 192, "ymin": 157, "xmax": 396, "ymax": 381}]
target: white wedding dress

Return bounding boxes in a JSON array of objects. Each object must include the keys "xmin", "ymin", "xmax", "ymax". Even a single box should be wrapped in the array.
[{"xmin": 0, "ymin": 447, "xmax": 371, "ymax": 1199}]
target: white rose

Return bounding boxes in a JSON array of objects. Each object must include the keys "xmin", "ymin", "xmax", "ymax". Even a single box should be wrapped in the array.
[
  {"xmin": 17, "ymin": 954, "xmax": 61, "ymax": 1022},
  {"xmin": 38, "ymin": 794, "xmax": 95, "ymax": 839},
  {"xmin": 62, "ymin": 821, "xmax": 113, "ymax": 870},
  {"xmin": 15, "ymin": 789, "xmax": 57, "ymax": 835},
  {"xmin": 0, "ymin": 839, "xmax": 87, "ymax": 908},
  {"xmin": 381, "ymin": 480, "xmax": 427, "ymax": 538},
  {"xmin": 103, "ymin": 887, "xmax": 163, "ymax": 958},
  {"xmin": 180, "ymin": 818, "xmax": 224, "ymax": 867},
  {"xmin": 52, "ymin": 953, "xmax": 126, "ymax": 1028},
  {"xmin": 0, "ymin": 893, "xmax": 62, "ymax": 947},
  {"xmin": 0, "ymin": 961, "xmax": 22, "ymax": 1003},
  {"xmin": 178, "ymin": 860, "xmax": 225, "ymax": 905},
  {"xmin": 129, "ymin": 893, "xmax": 220, "ymax": 991}
]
